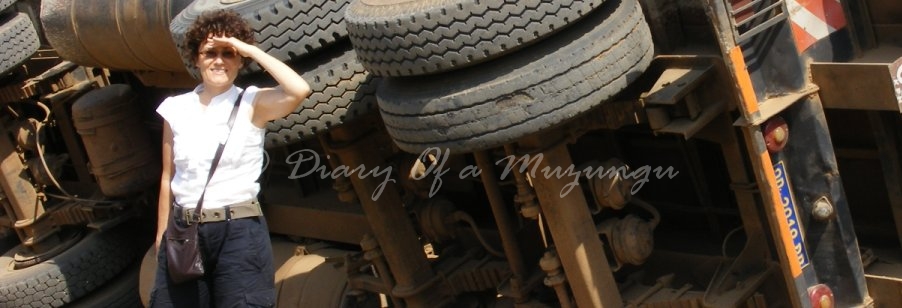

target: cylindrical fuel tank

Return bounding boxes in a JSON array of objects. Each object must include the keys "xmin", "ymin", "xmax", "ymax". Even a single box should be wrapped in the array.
[
  {"xmin": 41, "ymin": 0, "xmax": 192, "ymax": 72},
  {"xmin": 72, "ymin": 85, "xmax": 159, "ymax": 197}
]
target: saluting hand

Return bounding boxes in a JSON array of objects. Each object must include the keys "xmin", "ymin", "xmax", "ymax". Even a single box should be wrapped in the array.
[{"xmin": 207, "ymin": 36, "xmax": 258, "ymax": 58}]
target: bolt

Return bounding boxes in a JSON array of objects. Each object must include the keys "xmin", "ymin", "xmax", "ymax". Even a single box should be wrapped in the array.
[
  {"xmin": 520, "ymin": 203, "xmax": 540, "ymax": 219},
  {"xmin": 812, "ymin": 197, "xmax": 834, "ymax": 221},
  {"xmin": 773, "ymin": 126, "xmax": 786, "ymax": 143}
]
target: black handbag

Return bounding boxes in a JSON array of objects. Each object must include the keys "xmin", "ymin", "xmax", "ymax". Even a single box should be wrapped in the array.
[{"xmin": 166, "ymin": 89, "xmax": 245, "ymax": 284}]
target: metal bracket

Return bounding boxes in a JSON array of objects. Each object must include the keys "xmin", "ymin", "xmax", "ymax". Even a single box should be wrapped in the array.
[
  {"xmin": 732, "ymin": 84, "xmax": 820, "ymax": 126},
  {"xmin": 812, "ymin": 47, "xmax": 902, "ymax": 112},
  {"xmin": 643, "ymin": 64, "xmax": 714, "ymax": 107},
  {"xmin": 641, "ymin": 63, "xmax": 728, "ymax": 139}
]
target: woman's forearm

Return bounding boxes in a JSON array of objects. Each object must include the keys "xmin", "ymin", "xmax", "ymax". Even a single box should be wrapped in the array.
[{"xmin": 245, "ymin": 47, "xmax": 310, "ymax": 101}]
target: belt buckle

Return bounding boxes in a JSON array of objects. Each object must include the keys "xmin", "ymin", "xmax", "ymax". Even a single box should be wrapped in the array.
[{"xmin": 184, "ymin": 209, "xmax": 199, "ymax": 225}]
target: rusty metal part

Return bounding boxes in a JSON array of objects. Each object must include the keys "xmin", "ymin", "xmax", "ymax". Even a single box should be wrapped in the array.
[
  {"xmin": 28, "ymin": 119, "xmax": 72, "ymax": 195},
  {"xmin": 474, "ymin": 150, "xmax": 529, "ymax": 302},
  {"xmin": 631, "ymin": 197, "xmax": 663, "ymax": 228},
  {"xmin": 46, "ymin": 199, "xmax": 129, "ymax": 227},
  {"xmin": 0, "ymin": 122, "xmax": 58, "ymax": 249},
  {"xmin": 131, "ymin": 70, "xmax": 198, "ymax": 89},
  {"xmin": 12, "ymin": 214, "xmax": 58, "ymax": 251},
  {"xmin": 705, "ymin": 263, "xmax": 776, "ymax": 307},
  {"xmin": 627, "ymin": 274, "xmax": 675, "ymax": 307},
  {"xmin": 40, "ymin": 0, "xmax": 191, "ymax": 72},
  {"xmin": 26, "ymin": 62, "xmax": 107, "ymax": 97},
  {"xmin": 444, "ymin": 259, "xmax": 510, "ymax": 294},
  {"xmin": 331, "ymin": 177, "xmax": 358, "ymax": 204},
  {"xmin": 585, "ymin": 158, "xmax": 634, "ymax": 211},
  {"xmin": 731, "ymin": 75, "xmax": 819, "ymax": 125},
  {"xmin": 643, "ymin": 63, "xmax": 713, "ymax": 107},
  {"xmin": 503, "ymin": 144, "xmax": 539, "ymax": 220},
  {"xmin": 359, "ymin": 234, "xmax": 401, "ymax": 307},
  {"xmin": 0, "ymin": 123, "xmax": 41, "ymax": 219},
  {"xmin": 322, "ymin": 119, "xmax": 450, "ymax": 307},
  {"xmin": 0, "ymin": 60, "xmax": 88, "ymax": 105},
  {"xmin": 448, "ymin": 211, "xmax": 505, "ymax": 258},
  {"xmin": 72, "ymin": 85, "xmax": 159, "ymax": 197},
  {"xmin": 317, "ymin": 144, "xmax": 358, "ymax": 204},
  {"xmin": 415, "ymin": 198, "xmax": 457, "ymax": 243},
  {"xmin": 569, "ymin": 99, "xmax": 647, "ymax": 132},
  {"xmin": 620, "ymin": 269, "xmax": 773, "ymax": 307},
  {"xmin": 26, "ymin": 154, "xmax": 66, "ymax": 188},
  {"xmin": 263, "ymin": 200, "xmax": 371, "ymax": 246},
  {"xmin": 641, "ymin": 57, "xmax": 733, "ymax": 138},
  {"xmin": 694, "ymin": 115, "xmax": 781, "ymax": 306},
  {"xmin": 14, "ymin": 119, "xmax": 41, "ymax": 151},
  {"xmin": 705, "ymin": 123, "xmax": 798, "ymax": 306},
  {"xmin": 628, "ymin": 294, "xmax": 767, "ymax": 308},
  {"xmin": 643, "ymin": 63, "xmax": 717, "ymax": 136},
  {"xmin": 516, "ymin": 196, "xmax": 540, "ymax": 220},
  {"xmin": 12, "ymin": 229, "xmax": 81, "ymax": 269},
  {"xmin": 0, "ymin": 83, "xmax": 31, "ymax": 106},
  {"xmin": 812, "ymin": 47, "xmax": 902, "ymax": 111},
  {"xmin": 517, "ymin": 131, "xmax": 622, "ymax": 308},
  {"xmin": 598, "ymin": 215, "xmax": 655, "ymax": 271},
  {"xmin": 36, "ymin": 67, "xmax": 107, "ymax": 184},
  {"xmin": 415, "ymin": 202, "xmax": 506, "ymax": 263},
  {"xmin": 539, "ymin": 251, "xmax": 572, "ymax": 308},
  {"xmin": 515, "ymin": 194, "xmax": 540, "ymax": 220}
]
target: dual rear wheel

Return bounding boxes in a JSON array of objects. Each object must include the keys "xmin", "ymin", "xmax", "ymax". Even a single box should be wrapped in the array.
[{"xmin": 352, "ymin": 0, "xmax": 654, "ymax": 154}]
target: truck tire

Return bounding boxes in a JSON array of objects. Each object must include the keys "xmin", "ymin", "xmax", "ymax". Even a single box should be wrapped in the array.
[
  {"xmin": 263, "ymin": 45, "xmax": 380, "ymax": 148},
  {"xmin": 170, "ymin": 0, "xmax": 351, "ymax": 76},
  {"xmin": 0, "ymin": 0, "xmax": 14, "ymax": 13},
  {"xmin": 345, "ymin": 0, "xmax": 604, "ymax": 77},
  {"xmin": 0, "ymin": 226, "xmax": 142, "ymax": 307},
  {"xmin": 0, "ymin": 12, "xmax": 39, "ymax": 76},
  {"xmin": 377, "ymin": 0, "xmax": 653, "ymax": 154},
  {"xmin": 67, "ymin": 260, "xmax": 141, "ymax": 308}
]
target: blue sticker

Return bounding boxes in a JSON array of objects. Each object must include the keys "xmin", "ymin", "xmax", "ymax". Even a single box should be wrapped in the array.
[{"xmin": 774, "ymin": 161, "xmax": 809, "ymax": 269}]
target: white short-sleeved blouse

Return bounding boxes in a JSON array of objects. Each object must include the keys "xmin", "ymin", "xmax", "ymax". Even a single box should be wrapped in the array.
[{"xmin": 157, "ymin": 85, "xmax": 264, "ymax": 209}]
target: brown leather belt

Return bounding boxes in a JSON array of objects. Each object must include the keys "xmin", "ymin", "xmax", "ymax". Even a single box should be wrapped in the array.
[{"xmin": 174, "ymin": 199, "xmax": 262, "ymax": 224}]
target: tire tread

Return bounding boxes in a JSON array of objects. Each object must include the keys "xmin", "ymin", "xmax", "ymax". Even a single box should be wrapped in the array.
[
  {"xmin": 346, "ymin": 0, "xmax": 604, "ymax": 76},
  {"xmin": 377, "ymin": 0, "xmax": 652, "ymax": 153},
  {"xmin": 0, "ymin": 13, "xmax": 39, "ymax": 76},
  {"xmin": 170, "ymin": 0, "xmax": 351, "ymax": 76}
]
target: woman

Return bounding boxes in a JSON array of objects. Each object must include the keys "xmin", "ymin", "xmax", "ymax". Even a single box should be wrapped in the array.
[{"xmin": 150, "ymin": 9, "xmax": 311, "ymax": 307}]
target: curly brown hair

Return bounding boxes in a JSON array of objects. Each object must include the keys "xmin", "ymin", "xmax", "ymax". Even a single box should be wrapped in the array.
[{"xmin": 183, "ymin": 9, "xmax": 255, "ymax": 67}]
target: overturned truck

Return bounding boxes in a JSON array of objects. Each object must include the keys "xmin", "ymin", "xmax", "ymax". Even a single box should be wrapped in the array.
[{"xmin": 0, "ymin": 0, "xmax": 900, "ymax": 306}]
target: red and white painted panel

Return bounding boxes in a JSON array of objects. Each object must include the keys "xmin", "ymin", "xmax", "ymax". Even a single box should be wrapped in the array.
[{"xmin": 786, "ymin": 0, "xmax": 848, "ymax": 52}]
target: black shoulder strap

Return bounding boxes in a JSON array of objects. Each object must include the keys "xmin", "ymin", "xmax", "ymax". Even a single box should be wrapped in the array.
[{"xmin": 195, "ymin": 88, "xmax": 246, "ymax": 214}]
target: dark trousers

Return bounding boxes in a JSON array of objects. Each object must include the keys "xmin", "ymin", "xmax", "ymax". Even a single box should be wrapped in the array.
[{"xmin": 150, "ymin": 216, "xmax": 275, "ymax": 308}]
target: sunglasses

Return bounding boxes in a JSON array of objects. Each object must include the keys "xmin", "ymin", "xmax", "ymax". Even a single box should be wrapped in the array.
[{"xmin": 200, "ymin": 48, "xmax": 238, "ymax": 60}]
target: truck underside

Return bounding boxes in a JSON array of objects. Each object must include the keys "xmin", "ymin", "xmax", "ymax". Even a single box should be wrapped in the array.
[{"xmin": 0, "ymin": 0, "xmax": 899, "ymax": 307}]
